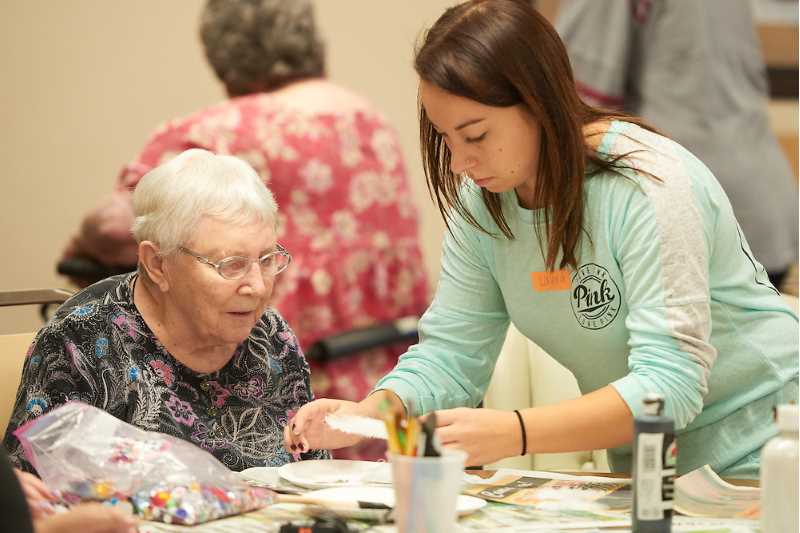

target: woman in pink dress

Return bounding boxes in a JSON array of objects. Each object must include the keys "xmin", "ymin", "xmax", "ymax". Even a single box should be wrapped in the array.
[{"xmin": 62, "ymin": 0, "xmax": 429, "ymax": 460}]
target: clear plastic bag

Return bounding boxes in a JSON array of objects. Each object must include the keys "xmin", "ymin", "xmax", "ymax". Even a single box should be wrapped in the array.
[{"xmin": 14, "ymin": 401, "xmax": 274, "ymax": 524}]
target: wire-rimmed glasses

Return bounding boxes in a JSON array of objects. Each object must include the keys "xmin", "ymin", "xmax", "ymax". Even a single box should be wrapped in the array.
[{"xmin": 179, "ymin": 244, "xmax": 291, "ymax": 280}]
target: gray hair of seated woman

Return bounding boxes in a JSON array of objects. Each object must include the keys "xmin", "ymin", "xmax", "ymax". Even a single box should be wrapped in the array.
[
  {"xmin": 132, "ymin": 149, "xmax": 278, "ymax": 256},
  {"xmin": 200, "ymin": 0, "xmax": 326, "ymax": 97}
]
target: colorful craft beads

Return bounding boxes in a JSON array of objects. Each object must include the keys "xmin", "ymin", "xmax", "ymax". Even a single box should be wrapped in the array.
[
  {"xmin": 93, "ymin": 481, "xmax": 114, "ymax": 499},
  {"xmin": 130, "ymin": 482, "xmax": 271, "ymax": 525}
]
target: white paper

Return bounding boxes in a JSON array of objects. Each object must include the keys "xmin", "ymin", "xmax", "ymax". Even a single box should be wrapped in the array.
[{"xmin": 324, "ymin": 413, "xmax": 388, "ymax": 439}]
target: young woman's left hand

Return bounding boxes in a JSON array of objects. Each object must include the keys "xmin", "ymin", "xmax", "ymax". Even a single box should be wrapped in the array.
[{"xmin": 433, "ymin": 407, "xmax": 523, "ymax": 466}]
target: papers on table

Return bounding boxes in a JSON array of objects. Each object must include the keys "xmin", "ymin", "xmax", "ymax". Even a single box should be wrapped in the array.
[
  {"xmin": 459, "ymin": 468, "xmax": 631, "ymax": 530},
  {"xmin": 457, "ymin": 466, "xmax": 760, "ymax": 531},
  {"xmin": 674, "ymin": 464, "xmax": 760, "ymax": 518},
  {"xmin": 141, "ymin": 464, "xmax": 761, "ymax": 532},
  {"xmin": 463, "ymin": 468, "xmax": 632, "ymax": 511},
  {"xmin": 672, "ymin": 516, "xmax": 762, "ymax": 532}
]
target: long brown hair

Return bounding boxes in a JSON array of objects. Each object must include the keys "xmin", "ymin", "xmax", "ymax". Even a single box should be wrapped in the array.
[{"xmin": 415, "ymin": 0, "xmax": 652, "ymax": 271}]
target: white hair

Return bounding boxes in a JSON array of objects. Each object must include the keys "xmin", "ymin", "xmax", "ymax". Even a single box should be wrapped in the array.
[{"xmin": 132, "ymin": 149, "xmax": 278, "ymax": 254}]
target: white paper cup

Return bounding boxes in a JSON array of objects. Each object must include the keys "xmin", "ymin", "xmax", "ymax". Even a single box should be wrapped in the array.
[{"xmin": 389, "ymin": 449, "xmax": 467, "ymax": 532}]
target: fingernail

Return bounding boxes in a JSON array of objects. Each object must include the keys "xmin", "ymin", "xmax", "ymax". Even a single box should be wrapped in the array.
[{"xmin": 35, "ymin": 501, "xmax": 55, "ymax": 515}]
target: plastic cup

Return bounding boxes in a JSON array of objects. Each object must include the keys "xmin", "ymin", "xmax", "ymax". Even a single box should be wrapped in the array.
[{"xmin": 389, "ymin": 449, "xmax": 467, "ymax": 533}]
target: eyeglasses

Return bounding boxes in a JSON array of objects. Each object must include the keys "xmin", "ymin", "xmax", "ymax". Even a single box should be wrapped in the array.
[{"xmin": 178, "ymin": 244, "xmax": 292, "ymax": 280}]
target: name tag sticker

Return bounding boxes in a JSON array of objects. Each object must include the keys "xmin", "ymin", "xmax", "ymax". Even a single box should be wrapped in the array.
[{"xmin": 530, "ymin": 270, "xmax": 571, "ymax": 292}]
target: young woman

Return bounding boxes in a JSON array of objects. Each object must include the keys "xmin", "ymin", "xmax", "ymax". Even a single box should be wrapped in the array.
[{"xmin": 285, "ymin": 0, "xmax": 798, "ymax": 478}]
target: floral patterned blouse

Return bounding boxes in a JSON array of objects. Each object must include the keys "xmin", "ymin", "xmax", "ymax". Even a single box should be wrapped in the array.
[
  {"xmin": 112, "ymin": 81, "xmax": 430, "ymax": 459},
  {"xmin": 3, "ymin": 273, "xmax": 329, "ymax": 472}
]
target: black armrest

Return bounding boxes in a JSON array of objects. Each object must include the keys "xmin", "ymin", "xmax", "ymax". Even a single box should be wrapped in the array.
[
  {"xmin": 56, "ymin": 258, "xmax": 136, "ymax": 283},
  {"xmin": 305, "ymin": 316, "xmax": 419, "ymax": 363}
]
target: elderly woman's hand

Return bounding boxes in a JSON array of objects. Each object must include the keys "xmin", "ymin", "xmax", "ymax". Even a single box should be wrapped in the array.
[
  {"xmin": 284, "ymin": 399, "xmax": 364, "ymax": 454},
  {"xmin": 433, "ymin": 407, "xmax": 522, "ymax": 466}
]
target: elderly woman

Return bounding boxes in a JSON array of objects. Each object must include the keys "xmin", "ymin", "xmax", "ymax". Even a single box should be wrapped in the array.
[{"xmin": 4, "ymin": 149, "xmax": 328, "ymax": 472}]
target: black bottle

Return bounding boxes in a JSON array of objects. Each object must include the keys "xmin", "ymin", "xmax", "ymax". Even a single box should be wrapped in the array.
[{"xmin": 632, "ymin": 393, "xmax": 676, "ymax": 533}]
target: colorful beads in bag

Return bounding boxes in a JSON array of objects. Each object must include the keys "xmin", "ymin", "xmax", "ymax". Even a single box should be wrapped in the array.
[
  {"xmin": 131, "ymin": 482, "xmax": 272, "ymax": 525},
  {"xmin": 14, "ymin": 403, "xmax": 275, "ymax": 525}
]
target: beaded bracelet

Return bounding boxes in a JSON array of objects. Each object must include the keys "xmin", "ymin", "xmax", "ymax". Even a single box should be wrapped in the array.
[{"xmin": 513, "ymin": 409, "xmax": 527, "ymax": 456}]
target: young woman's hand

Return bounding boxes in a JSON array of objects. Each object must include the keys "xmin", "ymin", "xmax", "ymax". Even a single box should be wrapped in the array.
[
  {"xmin": 35, "ymin": 503, "xmax": 137, "ymax": 533},
  {"xmin": 434, "ymin": 407, "xmax": 523, "ymax": 466},
  {"xmin": 284, "ymin": 399, "xmax": 364, "ymax": 454}
]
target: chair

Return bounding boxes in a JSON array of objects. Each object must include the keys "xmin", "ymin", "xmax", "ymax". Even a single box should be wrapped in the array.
[
  {"xmin": 781, "ymin": 293, "xmax": 799, "ymax": 313},
  {"xmin": 0, "ymin": 333, "xmax": 36, "ymax": 433},
  {"xmin": 484, "ymin": 323, "xmax": 609, "ymax": 472},
  {"xmin": 779, "ymin": 264, "xmax": 798, "ymax": 297},
  {"xmin": 0, "ymin": 289, "xmax": 73, "ymax": 434}
]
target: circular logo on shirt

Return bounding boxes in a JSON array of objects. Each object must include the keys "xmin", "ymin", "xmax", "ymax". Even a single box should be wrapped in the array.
[{"xmin": 571, "ymin": 263, "xmax": 621, "ymax": 330}]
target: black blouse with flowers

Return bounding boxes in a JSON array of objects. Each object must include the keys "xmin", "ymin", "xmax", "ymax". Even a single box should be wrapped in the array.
[{"xmin": 3, "ymin": 273, "xmax": 328, "ymax": 472}]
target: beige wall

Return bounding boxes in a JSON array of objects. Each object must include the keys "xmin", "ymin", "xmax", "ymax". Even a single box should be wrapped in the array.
[
  {"xmin": 0, "ymin": 1, "xmax": 456, "ymax": 334},
  {"xmin": 2, "ymin": 2, "xmax": 796, "ymax": 334}
]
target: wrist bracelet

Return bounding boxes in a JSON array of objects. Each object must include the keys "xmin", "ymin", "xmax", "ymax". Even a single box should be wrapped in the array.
[{"xmin": 513, "ymin": 409, "xmax": 527, "ymax": 456}]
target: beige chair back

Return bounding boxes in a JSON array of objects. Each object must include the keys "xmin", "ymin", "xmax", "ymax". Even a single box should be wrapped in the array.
[
  {"xmin": 485, "ymin": 323, "xmax": 608, "ymax": 471},
  {"xmin": 0, "ymin": 288, "xmax": 73, "ymax": 434},
  {"xmin": 0, "ymin": 332, "xmax": 36, "ymax": 434},
  {"xmin": 781, "ymin": 293, "xmax": 799, "ymax": 314}
]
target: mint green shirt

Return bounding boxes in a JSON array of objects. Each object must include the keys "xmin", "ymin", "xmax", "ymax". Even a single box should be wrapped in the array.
[{"xmin": 375, "ymin": 121, "xmax": 798, "ymax": 475}]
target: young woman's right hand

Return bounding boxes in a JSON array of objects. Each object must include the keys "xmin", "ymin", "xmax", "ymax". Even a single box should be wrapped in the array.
[
  {"xmin": 284, "ymin": 399, "xmax": 364, "ymax": 454},
  {"xmin": 35, "ymin": 503, "xmax": 137, "ymax": 533}
]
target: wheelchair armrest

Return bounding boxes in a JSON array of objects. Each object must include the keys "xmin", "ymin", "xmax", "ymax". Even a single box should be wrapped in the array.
[
  {"xmin": 305, "ymin": 316, "xmax": 419, "ymax": 363},
  {"xmin": 56, "ymin": 257, "xmax": 137, "ymax": 283}
]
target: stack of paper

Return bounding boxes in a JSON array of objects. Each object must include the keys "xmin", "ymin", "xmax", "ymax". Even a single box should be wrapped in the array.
[{"xmin": 674, "ymin": 464, "xmax": 759, "ymax": 518}]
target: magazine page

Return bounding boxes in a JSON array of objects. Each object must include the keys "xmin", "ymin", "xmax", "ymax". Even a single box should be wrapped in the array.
[
  {"xmin": 674, "ymin": 465, "xmax": 760, "ymax": 518},
  {"xmin": 462, "ymin": 469, "xmax": 631, "ymax": 511}
]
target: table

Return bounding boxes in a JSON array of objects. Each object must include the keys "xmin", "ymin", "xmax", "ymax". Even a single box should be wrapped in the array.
[{"xmin": 138, "ymin": 469, "xmax": 761, "ymax": 533}]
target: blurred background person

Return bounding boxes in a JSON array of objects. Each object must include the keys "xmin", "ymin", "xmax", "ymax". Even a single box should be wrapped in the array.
[
  {"xmin": 59, "ymin": 0, "xmax": 429, "ymax": 460},
  {"xmin": 556, "ymin": 0, "xmax": 799, "ymax": 293}
]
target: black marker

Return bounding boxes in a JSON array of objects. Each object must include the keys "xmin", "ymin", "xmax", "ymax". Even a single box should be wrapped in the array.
[{"xmin": 421, "ymin": 411, "xmax": 441, "ymax": 457}]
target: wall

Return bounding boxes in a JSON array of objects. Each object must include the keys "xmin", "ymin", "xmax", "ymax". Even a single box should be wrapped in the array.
[
  {"xmin": 1, "ymin": 1, "xmax": 796, "ymax": 334},
  {"xmin": 0, "ymin": 1, "xmax": 455, "ymax": 334}
]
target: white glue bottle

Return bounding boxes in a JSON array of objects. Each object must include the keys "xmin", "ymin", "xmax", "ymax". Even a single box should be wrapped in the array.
[
  {"xmin": 632, "ymin": 393, "xmax": 676, "ymax": 533},
  {"xmin": 760, "ymin": 403, "xmax": 798, "ymax": 533}
]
